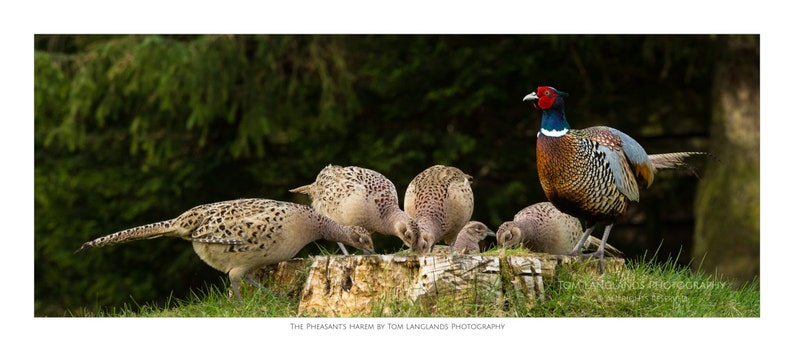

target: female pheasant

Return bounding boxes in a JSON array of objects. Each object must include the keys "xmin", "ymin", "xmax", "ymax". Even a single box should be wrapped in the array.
[
  {"xmin": 452, "ymin": 221, "xmax": 495, "ymax": 254},
  {"xmin": 404, "ymin": 165, "xmax": 475, "ymax": 253},
  {"xmin": 496, "ymin": 202, "xmax": 622, "ymax": 256},
  {"xmin": 290, "ymin": 164, "xmax": 423, "ymax": 253},
  {"xmin": 523, "ymin": 86, "xmax": 702, "ymax": 271},
  {"xmin": 75, "ymin": 198, "xmax": 374, "ymax": 301}
]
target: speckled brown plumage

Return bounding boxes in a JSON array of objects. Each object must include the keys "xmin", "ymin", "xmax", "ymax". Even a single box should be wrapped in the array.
[
  {"xmin": 404, "ymin": 165, "xmax": 474, "ymax": 252},
  {"xmin": 496, "ymin": 202, "xmax": 622, "ymax": 256},
  {"xmin": 535, "ymin": 126, "xmax": 653, "ymax": 224},
  {"xmin": 290, "ymin": 165, "xmax": 422, "ymax": 251},
  {"xmin": 452, "ymin": 221, "xmax": 495, "ymax": 254},
  {"xmin": 76, "ymin": 198, "xmax": 374, "ymax": 301},
  {"xmin": 525, "ymin": 86, "xmax": 702, "ymax": 271}
]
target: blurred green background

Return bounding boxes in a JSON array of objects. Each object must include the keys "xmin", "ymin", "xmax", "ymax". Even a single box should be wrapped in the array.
[{"xmin": 34, "ymin": 34, "xmax": 759, "ymax": 316}]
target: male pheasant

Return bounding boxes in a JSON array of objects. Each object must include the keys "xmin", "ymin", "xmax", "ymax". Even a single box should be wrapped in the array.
[
  {"xmin": 75, "ymin": 198, "xmax": 374, "ymax": 301},
  {"xmin": 496, "ymin": 202, "xmax": 622, "ymax": 256},
  {"xmin": 290, "ymin": 164, "xmax": 424, "ymax": 253},
  {"xmin": 404, "ymin": 165, "xmax": 475, "ymax": 253},
  {"xmin": 523, "ymin": 86, "xmax": 702, "ymax": 271}
]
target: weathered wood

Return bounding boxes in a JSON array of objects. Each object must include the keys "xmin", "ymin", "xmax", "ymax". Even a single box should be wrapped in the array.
[
  {"xmin": 296, "ymin": 254, "xmax": 505, "ymax": 316},
  {"xmin": 503, "ymin": 255, "xmax": 548, "ymax": 311},
  {"xmin": 262, "ymin": 252, "xmax": 625, "ymax": 317}
]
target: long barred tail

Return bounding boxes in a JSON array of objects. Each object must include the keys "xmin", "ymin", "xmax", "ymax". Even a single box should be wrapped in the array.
[
  {"xmin": 74, "ymin": 220, "xmax": 176, "ymax": 254},
  {"xmin": 288, "ymin": 184, "xmax": 312, "ymax": 195},
  {"xmin": 648, "ymin": 152, "xmax": 708, "ymax": 170}
]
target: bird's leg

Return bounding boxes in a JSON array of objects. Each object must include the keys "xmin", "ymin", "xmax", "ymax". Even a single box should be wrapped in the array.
[
  {"xmin": 337, "ymin": 243, "xmax": 350, "ymax": 255},
  {"xmin": 225, "ymin": 274, "xmax": 271, "ymax": 304},
  {"xmin": 567, "ymin": 225, "xmax": 596, "ymax": 256},
  {"xmin": 245, "ymin": 275, "xmax": 267, "ymax": 291},
  {"xmin": 595, "ymin": 224, "xmax": 612, "ymax": 274},
  {"xmin": 229, "ymin": 279, "xmax": 244, "ymax": 305},
  {"xmin": 579, "ymin": 224, "xmax": 612, "ymax": 274},
  {"xmin": 227, "ymin": 268, "xmax": 248, "ymax": 304}
]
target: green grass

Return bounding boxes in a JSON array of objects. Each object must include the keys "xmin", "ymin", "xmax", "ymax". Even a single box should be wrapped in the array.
[
  {"xmin": 535, "ymin": 256, "xmax": 759, "ymax": 317},
  {"xmin": 84, "ymin": 283, "xmax": 301, "ymax": 317},
  {"xmin": 82, "ymin": 254, "xmax": 759, "ymax": 318}
]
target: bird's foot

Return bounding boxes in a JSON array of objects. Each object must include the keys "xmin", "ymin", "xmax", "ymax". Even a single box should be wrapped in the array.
[
  {"xmin": 245, "ymin": 276, "xmax": 267, "ymax": 291},
  {"xmin": 338, "ymin": 243, "xmax": 350, "ymax": 255},
  {"xmin": 578, "ymin": 251, "xmax": 601, "ymax": 258}
]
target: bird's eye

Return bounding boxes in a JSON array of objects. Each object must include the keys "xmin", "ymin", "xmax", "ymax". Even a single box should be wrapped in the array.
[{"xmin": 544, "ymin": 90, "xmax": 550, "ymax": 96}]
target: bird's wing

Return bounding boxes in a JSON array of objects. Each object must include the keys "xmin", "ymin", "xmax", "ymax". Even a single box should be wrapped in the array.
[
  {"xmin": 608, "ymin": 127, "xmax": 655, "ymax": 189},
  {"xmin": 403, "ymin": 181, "xmax": 417, "ymax": 217},
  {"xmin": 190, "ymin": 214, "xmax": 264, "ymax": 245},
  {"xmin": 585, "ymin": 126, "xmax": 653, "ymax": 202},
  {"xmin": 444, "ymin": 176, "xmax": 474, "ymax": 231},
  {"xmin": 359, "ymin": 171, "xmax": 401, "ymax": 208},
  {"xmin": 189, "ymin": 201, "xmax": 284, "ymax": 246},
  {"xmin": 190, "ymin": 236, "xmax": 245, "ymax": 245}
]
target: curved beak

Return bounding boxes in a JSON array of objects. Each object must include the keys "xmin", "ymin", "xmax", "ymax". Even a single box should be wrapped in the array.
[{"xmin": 523, "ymin": 92, "xmax": 539, "ymax": 102}]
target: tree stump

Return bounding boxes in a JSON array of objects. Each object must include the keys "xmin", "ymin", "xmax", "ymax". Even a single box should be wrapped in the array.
[
  {"xmin": 253, "ymin": 250, "xmax": 624, "ymax": 317},
  {"xmin": 251, "ymin": 258, "xmax": 310, "ymax": 299}
]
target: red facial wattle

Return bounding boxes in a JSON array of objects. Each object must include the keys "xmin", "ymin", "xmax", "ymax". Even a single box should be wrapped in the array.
[{"xmin": 537, "ymin": 95, "xmax": 555, "ymax": 109}]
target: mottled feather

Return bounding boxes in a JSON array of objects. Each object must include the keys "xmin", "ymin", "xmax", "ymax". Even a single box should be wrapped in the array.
[
  {"xmin": 452, "ymin": 221, "xmax": 495, "ymax": 254},
  {"xmin": 648, "ymin": 152, "xmax": 706, "ymax": 170},
  {"xmin": 404, "ymin": 165, "xmax": 474, "ymax": 251},
  {"xmin": 290, "ymin": 164, "xmax": 422, "ymax": 251},
  {"xmin": 496, "ymin": 202, "xmax": 622, "ymax": 256},
  {"xmin": 76, "ymin": 198, "xmax": 374, "ymax": 301},
  {"xmin": 525, "ymin": 85, "xmax": 703, "ymax": 271}
]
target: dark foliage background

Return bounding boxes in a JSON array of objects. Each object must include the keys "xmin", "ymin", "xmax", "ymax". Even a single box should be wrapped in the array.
[{"xmin": 34, "ymin": 34, "xmax": 757, "ymax": 316}]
